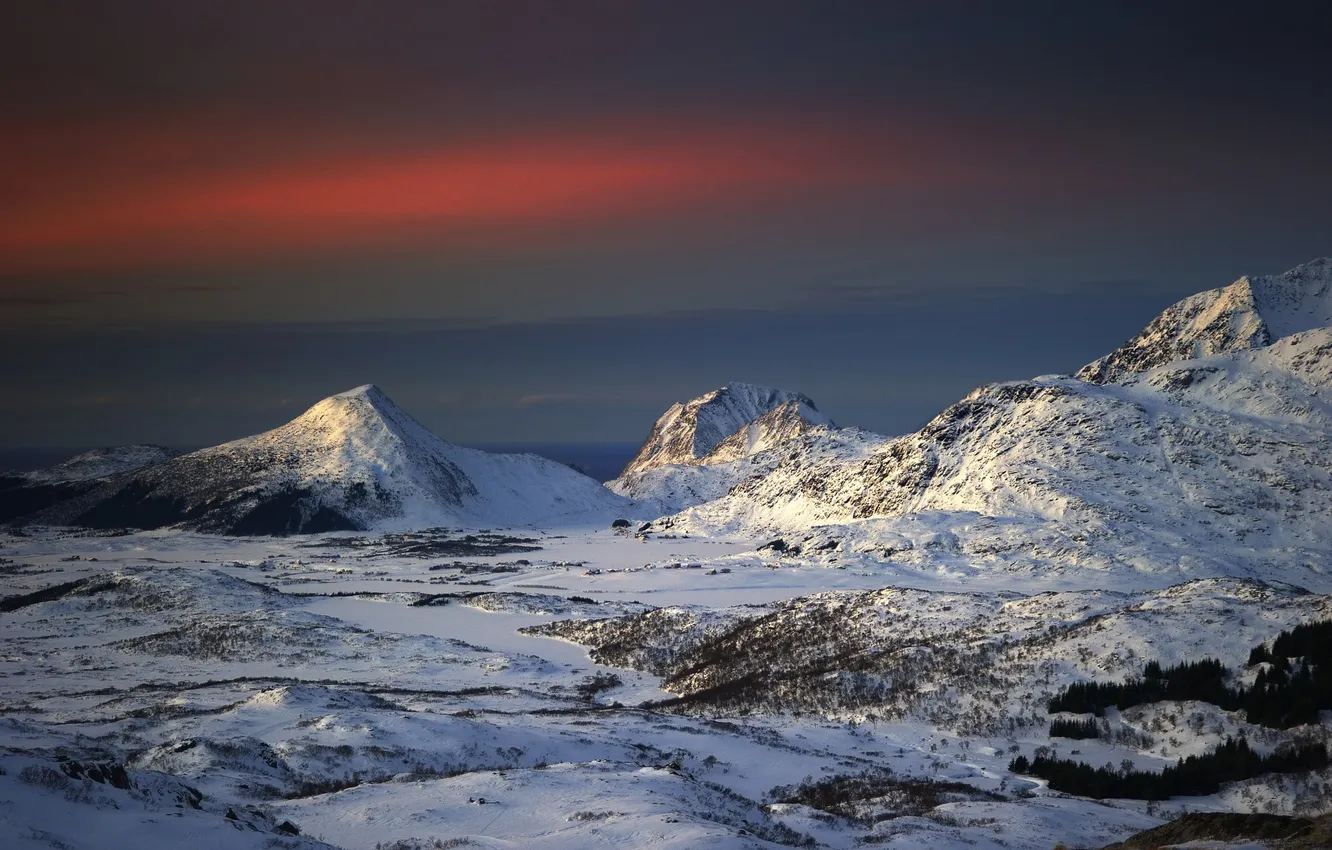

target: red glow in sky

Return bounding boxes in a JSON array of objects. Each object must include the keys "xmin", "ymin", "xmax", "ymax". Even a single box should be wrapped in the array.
[{"xmin": 0, "ymin": 117, "xmax": 976, "ymax": 274}]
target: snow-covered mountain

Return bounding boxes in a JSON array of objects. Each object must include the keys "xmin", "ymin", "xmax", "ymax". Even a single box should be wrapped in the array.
[
  {"xmin": 16, "ymin": 445, "xmax": 181, "ymax": 483},
  {"xmin": 619, "ymin": 383, "xmax": 829, "ymax": 476},
  {"xmin": 608, "ymin": 383, "xmax": 838, "ymax": 515},
  {"xmin": 655, "ymin": 260, "xmax": 1332, "ymax": 587},
  {"xmin": 1079, "ymin": 257, "xmax": 1332, "ymax": 384},
  {"xmin": 13, "ymin": 385, "xmax": 630, "ymax": 534}
]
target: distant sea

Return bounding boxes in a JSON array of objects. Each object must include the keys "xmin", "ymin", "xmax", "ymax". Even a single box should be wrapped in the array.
[{"xmin": 0, "ymin": 442, "xmax": 641, "ymax": 484}]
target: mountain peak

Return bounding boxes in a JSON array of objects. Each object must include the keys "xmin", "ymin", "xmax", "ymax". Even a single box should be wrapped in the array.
[
  {"xmin": 312, "ymin": 384, "xmax": 396, "ymax": 416},
  {"xmin": 620, "ymin": 382, "xmax": 825, "ymax": 476},
  {"xmin": 1079, "ymin": 258, "xmax": 1332, "ymax": 384},
  {"xmin": 285, "ymin": 384, "xmax": 424, "ymax": 446},
  {"xmin": 331, "ymin": 383, "xmax": 385, "ymax": 401}
]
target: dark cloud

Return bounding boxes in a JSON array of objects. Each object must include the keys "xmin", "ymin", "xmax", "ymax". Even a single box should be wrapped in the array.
[{"xmin": 6, "ymin": 2, "xmax": 1329, "ymax": 122}]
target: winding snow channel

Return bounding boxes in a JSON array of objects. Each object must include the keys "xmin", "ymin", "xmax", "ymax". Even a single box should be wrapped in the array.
[{"xmin": 304, "ymin": 596, "xmax": 671, "ymax": 703}]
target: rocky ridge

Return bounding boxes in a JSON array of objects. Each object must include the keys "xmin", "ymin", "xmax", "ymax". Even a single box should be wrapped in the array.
[{"xmin": 645, "ymin": 260, "xmax": 1332, "ymax": 587}]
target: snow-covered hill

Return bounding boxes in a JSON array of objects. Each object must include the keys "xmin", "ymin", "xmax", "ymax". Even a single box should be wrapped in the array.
[
  {"xmin": 15, "ymin": 385, "xmax": 630, "ymax": 534},
  {"xmin": 654, "ymin": 260, "xmax": 1332, "ymax": 587},
  {"xmin": 16, "ymin": 445, "xmax": 181, "ymax": 483},
  {"xmin": 535, "ymin": 576, "xmax": 1332, "ymax": 730}
]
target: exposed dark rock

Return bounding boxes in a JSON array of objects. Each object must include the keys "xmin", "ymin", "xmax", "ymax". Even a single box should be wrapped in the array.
[{"xmin": 1100, "ymin": 812, "xmax": 1332, "ymax": 849}]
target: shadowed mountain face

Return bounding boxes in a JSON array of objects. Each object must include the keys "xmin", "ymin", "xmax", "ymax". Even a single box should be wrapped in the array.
[{"xmin": 4, "ymin": 385, "xmax": 629, "ymax": 535}]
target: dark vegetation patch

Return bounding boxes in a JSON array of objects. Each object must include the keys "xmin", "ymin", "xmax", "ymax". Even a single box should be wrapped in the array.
[
  {"xmin": 1050, "ymin": 659, "xmax": 1232, "ymax": 716},
  {"xmin": 574, "ymin": 673, "xmax": 623, "ymax": 701},
  {"xmin": 1100, "ymin": 812, "xmax": 1332, "ymax": 849},
  {"xmin": 301, "ymin": 531, "xmax": 541, "ymax": 558},
  {"xmin": 0, "ymin": 576, "xmax": 113, "ymax": 613},
  {"xmin": 534, "ymin": 594, "xmax": 1022, "ymax": 733},
  {"xmin": 1049, "ymin": 619, "xmax": 1332, "ymax": 729},
  {"xmin": 0, "ymin": 477, "xmax": 93, "ymax": 523},
  {"xmin": 58, "ymin": 759, "xmax": 132, "ymax": 790},
  {"xmin": 427, "ymin": 562, "xmax": 522, "ymax": 574},
  {"xmin": 111, "ymin": 617, "xmax": 343, "ymax": 661},
  {"xmin": 0, "ymin": 560, "xmax": 60, "ymax": 577},
  {"xmin": 73, "ymin": 480, "xmax": 211, "ymax": 530},
  {"xmin": 1049, "ymin": 716, "xmax": 1101, "ymax": 740},
  {"xmin": 61, "ymin": 478, "xmax": 364, "ymax": 536},
  {"xmin": 769, "ymin": 768, "xmax": 1002, "ymax": 825},
  {"xmin": 379, "ymin": 534, "xmax": 540, "ymax": 558},
  {"xmin": 410, "ymin": 591, "xmax": 489, "ymax": 607},
  {"xmin": 1011, "ymin": 737, "xmax": 1328, "ymax": 800},
  {"xmin": 225, "ymin": 488, "xmax": 359, "ymax": 535}
]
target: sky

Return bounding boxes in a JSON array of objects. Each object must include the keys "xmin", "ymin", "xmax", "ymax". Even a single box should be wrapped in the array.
[{"xmin": 3, "ymin": 1, "xmax": 1331, "ymax": 449}]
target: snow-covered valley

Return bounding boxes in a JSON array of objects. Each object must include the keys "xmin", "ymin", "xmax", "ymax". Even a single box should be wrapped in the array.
[
  {"xmin": 3, "ymin": 259, "xmax": 1332, "ymax": 849},
  {"xmin": 1, "ymin": 525, "xmax": 1329, "ymax": 849}
]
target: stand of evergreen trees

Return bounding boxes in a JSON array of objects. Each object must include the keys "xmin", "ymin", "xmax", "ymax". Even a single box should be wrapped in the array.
[
  {"xmin": 1046, "ymin": 618, "xmax": 1331, "ymax": 730},
  {"xmin": 1245, "ymin": 619, "xmax": 1332, "ymax": 728},
  {"xmin": 1010, "ymin": 737, "xmax": 1328, "ymax": 800},
  {"xmin": 1049, "ymin": 716, "xmax": 1100, "ymax": 739},
  {"xmin": 1048, "ymin": 658, "xmax": 1230, "ymax": 715}
]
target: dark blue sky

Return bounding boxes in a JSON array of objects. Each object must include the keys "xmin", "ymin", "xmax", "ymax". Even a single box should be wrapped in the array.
[{"xmin": 2, "ymin": 1, "xmax": 1330, "ymax": 446}]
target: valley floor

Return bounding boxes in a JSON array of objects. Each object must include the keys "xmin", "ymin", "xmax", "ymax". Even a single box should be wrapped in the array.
[{"xmin": 1, "ymin": 524, "xmax": 1328, "ymax": 849}]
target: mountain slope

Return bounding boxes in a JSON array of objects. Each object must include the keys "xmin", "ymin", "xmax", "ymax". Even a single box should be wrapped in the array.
[
  {"xmin": 661, "ymin": 260, "xmax": 1332, "ymax": 587},
  {"xmin": 1, "ymin": 446, "xmax": 183, "ymax": 525},
  {"xmin": 15, "ymin": 385, "xmax": 630, "ymax": 534},
  {"xmin": 619, "ymin": 383, "xmax": 829, "ymax": 476},
  {"xmin": 534, "ymin": 577, "xmax": 1332, "ymax": 727}
]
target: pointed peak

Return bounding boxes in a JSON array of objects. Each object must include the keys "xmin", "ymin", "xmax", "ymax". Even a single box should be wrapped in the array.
[
  {"xmin": 283, "ymin": 384, "xmax": 422, "ymax": 442},
  {"xmin": 329, "ymin": 384, "xmax": 388, "ymax": 402},
  {"xmin": 305, "ymin": 384, "xmax": 400, "ymax": 416},
  {"xmin": 620, "ymin": 381, "xmax": 826, "ymax": 476}
]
